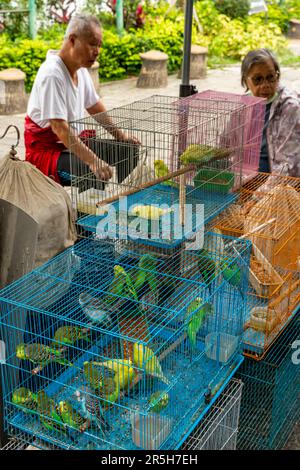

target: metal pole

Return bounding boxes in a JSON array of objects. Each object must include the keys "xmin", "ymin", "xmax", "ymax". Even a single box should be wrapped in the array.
[
  {"xmin": 28, "ymin": 0, "xmax": 36, "ymax": 39},
  {"xmin": 180, "ymin": 0, "xmax": 197, "ymax": 97},
  {"xmin": 116, "ymin": 0, "xmax": 124, "ymax": 36}
]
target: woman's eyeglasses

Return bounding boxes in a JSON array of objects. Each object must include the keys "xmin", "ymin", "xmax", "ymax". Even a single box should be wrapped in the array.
[{"xmin": 248, "ymin": 72, "xmax": 279, "ymax": 86}]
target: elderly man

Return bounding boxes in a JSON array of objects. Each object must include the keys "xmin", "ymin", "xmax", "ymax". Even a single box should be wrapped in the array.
[{"xmin": 24, "ymin": 13, "xmax": 139, "ymax": 189}]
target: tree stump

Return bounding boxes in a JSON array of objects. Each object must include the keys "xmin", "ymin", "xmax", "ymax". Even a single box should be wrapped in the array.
[
  {"xmin": 289, "ymin": 19, "xmax": 300, "ymax": 39},
  {"xmin": 0, "ymin": 68, "xmax": 27, "ymax": 115},
  {"xmin": 137, "ymin": 50, "xmax": 168, "ymax": 88},
  {"xmin": 178, "ymin": 45, "xmax": 208, "ymax": 79},
  {"xmin": 88, "ymin": 61, "xmax": 100, "ymax": 94}
]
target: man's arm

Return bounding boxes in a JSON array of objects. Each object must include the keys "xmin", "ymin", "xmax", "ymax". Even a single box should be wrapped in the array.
[
  {"xmin": 50, "ymin": 118, "xmax": 112, "ymax": 181},
  {"xmin": 87, "ymin": 101, "xmax": 140, "ymax": 144}
]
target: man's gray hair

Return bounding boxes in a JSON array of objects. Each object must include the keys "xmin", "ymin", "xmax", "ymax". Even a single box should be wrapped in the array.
[
  {"xmin": 241, "ymin": 48, "xmax": 280, "ymax": 90},
  {"xmin": 65, "ymin": 13, "xmax": 101, "ymax": 39}
]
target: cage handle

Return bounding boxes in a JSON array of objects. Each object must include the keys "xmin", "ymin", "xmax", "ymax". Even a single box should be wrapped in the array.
[{"xmin": 0, "ymin": 125, "xmax": 20, "ymax": 157}]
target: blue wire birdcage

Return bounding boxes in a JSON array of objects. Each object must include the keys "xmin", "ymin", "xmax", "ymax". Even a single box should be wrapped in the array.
[
  {"xmin": 0, "ymin": 232, "xmax": 251, "ymax": 450},
  {"xmin": 235, "ymin": 314, "xmax": 300, "ymax": 450},
  {"xmin": 68, "ymin": 93, "xmax": 265, "ymax": 248}
]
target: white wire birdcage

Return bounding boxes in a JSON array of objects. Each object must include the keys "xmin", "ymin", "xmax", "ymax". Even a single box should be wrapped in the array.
[{"xmin": 182, "ymin": 379, "xmax": 243, "ymax": 450}]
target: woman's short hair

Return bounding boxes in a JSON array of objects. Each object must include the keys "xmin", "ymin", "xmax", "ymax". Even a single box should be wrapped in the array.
[
  {"xmin": 65, "ymin": 13, "xmax": 101, "ymax": 39},
  {"xmin": 241, "ymin": 48, "xmax": 280, "ymax": 90}
]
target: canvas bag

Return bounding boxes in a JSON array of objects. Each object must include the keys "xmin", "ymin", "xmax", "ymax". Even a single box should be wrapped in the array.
[{"xmin": 0, "ymin": 153, "xmax": 77, "ymax": 267}]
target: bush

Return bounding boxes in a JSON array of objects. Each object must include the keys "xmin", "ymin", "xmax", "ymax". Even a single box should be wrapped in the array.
[
  {"xmin": 215, "ymin": 0, "xmax": 250, "ymax": 20},
  {"xmin": 0, "ymin": 0, "xmax": 291, "ymax": 90}
]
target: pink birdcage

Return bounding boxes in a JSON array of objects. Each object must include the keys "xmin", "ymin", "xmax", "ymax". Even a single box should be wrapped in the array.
[{"xmin": 175, "ymin": 90, "xmax": 266, "ymax": 183}]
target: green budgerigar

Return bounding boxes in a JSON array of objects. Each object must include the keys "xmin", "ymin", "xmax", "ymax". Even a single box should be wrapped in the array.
[
  {"xmin": 104, "ymin": 265, "xmax": 138, "ymax": 304},
  {"xmin": 37, "ymin": 391, "xmax": 67, "ymax": 435},
  {"xmin": 12, "ymin": 387, "xmax": 38, "ymax": 413},
  {"xmin": 51, "ymin": 326, "xmax": 91, "ymax": 349},
  {"xmin": 58, "ymin": 400, "xmax": 89, "ymax": 433},
  {"xmin": 185, "ymin": 297, "xmax": 214, "ymax": 349},
  {"xmin": 180, "ymin": 144, "xmax": 230, "ymax": 166},
  {"xmin": 197, "ymin": 248, "xmax": 216, "ymax": 293},
  {"xmin": 90, "ymin": 359, "xmax": 136, "ymax": 390},
  {"xmin": 148, "ymin": 390, "xmax": 169, "ymax": 413},
  {"xmin": 221, "ymin": 256, "xmax": 244, "ymax": 296},
  {"xmin": 83, "ymin": 361, "xmax": 116, "ymax": 392},
  {"xmin": 133, "ymin": 342, "xmax": 170, "ymax": 386},
  {"xmin": 154, "ymin": 160, "xmax": 178, "ymax": 187},
  {"xmin": 16, "ymin": 342, "xmax": 73, "ymax": 375}
]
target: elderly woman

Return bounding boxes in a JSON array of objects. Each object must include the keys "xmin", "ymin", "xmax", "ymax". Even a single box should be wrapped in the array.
[{"xmin": 241, "ymin": 48, "xmax": 300, "ymax": 177}]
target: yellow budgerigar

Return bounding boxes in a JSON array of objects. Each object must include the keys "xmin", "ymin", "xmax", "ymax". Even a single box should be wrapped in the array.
[
  {"xmin": 154, "ymin": 160, "xmax": 178, "ymax": 187},
  {"xmin": 130, "ymin": 205, "xmax": 172, "ymax": 221},
  {"xmin": 96, "ymin": 359, "xmax": 136, "ymax": 390},
  {"xmin": 133, "ymin": 342, "xmax": 170, "ymax": 386}
]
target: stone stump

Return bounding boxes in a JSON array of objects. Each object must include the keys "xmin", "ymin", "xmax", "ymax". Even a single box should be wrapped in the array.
[
  {"xmin": 289, "ymin": 19, "xmax": 300, "ymax": 39},
  {"xmin": 137, "ymin": 50, "xmax": 168, "ymax": 88},
  {"xmin": 0, "ymin": 68, "xmax": 27, "ymax": 114},
  {"xmin": 88, "ymin": 61, "xmax": 100, "ymax": 94},
  {"xmin": 178, "ymin": 45, "xmax": 208, "ymax": 79}
]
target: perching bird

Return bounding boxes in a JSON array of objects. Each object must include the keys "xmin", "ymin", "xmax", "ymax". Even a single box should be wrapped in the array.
[
  {"xmin": 83, "ymin": 360, "xmax": 116, "ymax": 392},
  {"xmin": 58, "ymin": 399, "xmax": 89, "ymax": 433},
  {"xmin": 154, "ymin": 160, "xmax": 178, "ymax": 187},
  {"xmin": 104, "ymin": 265, "xmax": 138, "ymax": 304},
  {"xmin": 185, "ymin": 297, "xmax": 214, "ymax": 349},
  {"xmin": 74, "ymin": 386, "xmax": 110, "ymax": 436},
  {"xmin": 79, "ymin": 291, "xmax": 114, "ymax": 326},
  {"xmin": 92, "ymin": 359, "xmax": 136, "ymax": 390},
  {"xmin": 37, "ymin": 390, "xmax": 67, "ymax": 435},
  {"xmin": 51, "ymin": 326, "xmax": 91, "ymax": 349},
  {"xmin": 221, "ymin": 256, "xmax": 244, "ymax": 296},
  {"xmin": 137, "ymin": 254, "xmax": 158, "ymax": 294},
  {"xmin": 180, "ymin": 144, "xmax": 230, "ymax": 166},
  {"xmin": 148, "ymin": 390, "xmax": 169, "ymax": 413},
  {"xmin": 197, "ymin": 248, "xmax": 216, "ymax": 293},
  {"xmin": 129, "ymin": 205, "xmax": 172, "ymax": 221},
  {"xmin": 16, "ymin": 343, "xmax": 73, "ymax": 375},
  {"xmin": 12, "ymin": 387, "xmax": 38, "ymax": 413},
  {"xmin": 133, "ymin": 342, "xmax": 170, "ymax": 386}
]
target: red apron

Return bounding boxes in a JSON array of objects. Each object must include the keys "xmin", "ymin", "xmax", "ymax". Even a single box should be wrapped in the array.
[
  {"xmin": 24, "ymin": 115, "xmax": 66, "ymax": 184},
  {"xmin": 24, "ymin": 116, "xmax": 96, "ymax": 184}
]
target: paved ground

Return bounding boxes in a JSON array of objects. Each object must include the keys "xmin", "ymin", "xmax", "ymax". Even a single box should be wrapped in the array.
[
  {"xmin": 1, "ymin": 62, "xmax": 300, "ymax": 159},
  {"xmin": 0, "ymin": 48, "xmax": 299, "ymax": 450}
]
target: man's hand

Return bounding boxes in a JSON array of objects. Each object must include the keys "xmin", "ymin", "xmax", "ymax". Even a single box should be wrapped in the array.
[
  {"xmin": 89, "ymin": 160, "xmax": 113, "ymax": 181},
  {"xmin": 118, "ymin": 132, "xmax": 141, "ymax": 146}
]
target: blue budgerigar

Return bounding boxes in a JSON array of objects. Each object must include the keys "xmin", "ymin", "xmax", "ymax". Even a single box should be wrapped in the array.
[
  {"xmin": 74, "ymin": 386, "xmax": 110, "ymax": 436},
  {"xmin": 79, "ymin": 291, "xmax": 114, "ymax": 326}
]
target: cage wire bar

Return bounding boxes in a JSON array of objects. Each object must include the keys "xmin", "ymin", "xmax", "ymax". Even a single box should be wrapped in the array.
[
  {"xmin": 0, "ymin": 231, "xmax": 250, "ymax": 450},
  {"xmin": 210, "ymin": 172, "xmax": 300, "ymax": 359},
  {"xmin": 234, "ymin": 315, "xmax": 300, "ymax": 450},
  {"xmin": 68, "ymin": 92, "xmax": 264, "ymax": 249},
  {"xmin": 2, "ymin": 380, "xmax": 244, "ymax": 451},
  {"xmin": 181, "ymin": 379, "xmax": 243, "ymax": 450}
]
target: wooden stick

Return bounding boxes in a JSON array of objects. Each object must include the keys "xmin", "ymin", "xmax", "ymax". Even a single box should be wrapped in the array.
[
  {"xmin": 179, "ymin": 173, "xmax": 186, "ymax": 226},
  {"xmin": 96, "ymin": 164, "xmax": 195, "ymax": 207},
  {"xmin": 95, "ymin": 142, "xmax": 258, "ymax": 207},
  {"xmin": 224, "ymin": 218, "xmax": 276, "ymax": 249}
]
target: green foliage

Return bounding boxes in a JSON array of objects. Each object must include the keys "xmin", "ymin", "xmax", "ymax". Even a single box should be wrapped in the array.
[
  {"xmin": 215, "ymin": 0, "xmax": 250, "ymax": 19},
  {"xmin": 0, "ymin": 35, "xmax": 61, "ymax": 92},
  {"xmin": 195, "ymin": 0, "xmax": 288, "ymax": 60},
  {"xmin": 99, "ymin": 18, "xmax": 185, "ymax": 80},
  {"xmin": 0, "ymin": 0, "xmax": 293, "ymax": 89}
]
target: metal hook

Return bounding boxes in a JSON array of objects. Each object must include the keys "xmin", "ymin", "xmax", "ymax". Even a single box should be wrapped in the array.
[{"xmin": 0, "ymin": 125, "xmax": 20, "ymax": 150}]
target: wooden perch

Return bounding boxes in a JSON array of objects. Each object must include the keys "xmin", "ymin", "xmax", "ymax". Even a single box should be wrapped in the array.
[{"xmin": 96, "ymin": 164, "xmax": 195, "ymax": 207}]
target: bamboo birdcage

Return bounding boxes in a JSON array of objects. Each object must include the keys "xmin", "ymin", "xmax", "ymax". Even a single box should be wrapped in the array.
[
  {"xmin": 212, "ymin": 173, "xmax": 300, "ymax": 271},
  {"xmin": 209, "ymin": 172, "xmax": 300, "ymax": 359}
]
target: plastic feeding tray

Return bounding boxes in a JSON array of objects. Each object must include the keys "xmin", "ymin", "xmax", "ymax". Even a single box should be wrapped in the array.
[
  {"xmin": 194, "ymin": 169, "xmax": 235, "ymax": 194},
  {"xmin": 205, "ymin": 332, "xmax": 239, "ymax": 364},
  {"xmin": 131, "ymin": 414, "xmax": 173, "ymax": 450}
]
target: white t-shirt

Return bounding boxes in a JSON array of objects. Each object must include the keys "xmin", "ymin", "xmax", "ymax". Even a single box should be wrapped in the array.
[{"xmin": 27, "ymin": 51, "xmax": 100, "ymax": 129}]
